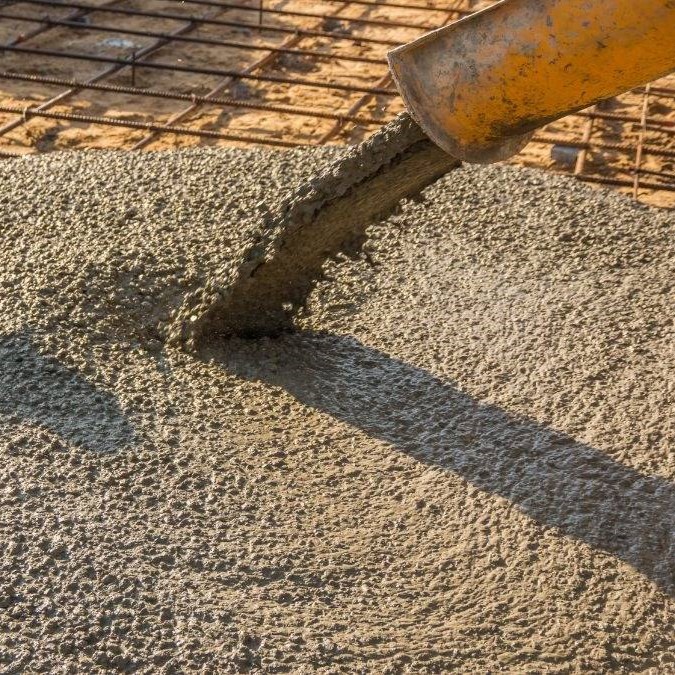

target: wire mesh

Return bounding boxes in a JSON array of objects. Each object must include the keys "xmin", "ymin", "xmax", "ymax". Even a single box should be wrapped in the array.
[{"xmin": 0, "ymin": 0, "xmax": 673, "ymax": 206}]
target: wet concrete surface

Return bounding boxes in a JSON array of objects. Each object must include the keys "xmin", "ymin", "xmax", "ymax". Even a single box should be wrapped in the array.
[
  {"xmin": 0, "ymin": 147, "xmax": 673, "ymax": 672},
  {"xmin": 171, "ymin": 114, "xmax": 458, "ymax": 347},
  {"xmin": 214, "ymin": 332, "xmax": 674, "ymax": 594}
]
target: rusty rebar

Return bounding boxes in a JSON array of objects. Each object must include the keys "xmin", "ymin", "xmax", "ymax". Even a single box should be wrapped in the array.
[
  {"xmin": 0, "ymin": 7, "xmax": 216, "ymax": 141},
  {"xmin": 0, "ymin": 104, "xmax": 308, "ymax": 147},
  {"xmin": 17, "ymin": 0, "xmax": 403, "ymax": 46},
  {"xmin": 130, "ymin": 0, "xmax": 356, "ymax": 149},
  {"xmin": 0, "ymin": 11, "xmax": 387, "ymax": 65},
  {"xmin": 0, "ymin": 71, "xmax": 383, "ymax": 126},
  {"xmin": 170, "ymin": 0, "xmax": 472, "ymax": 16},
  {"xmin": 291, "ymin": 0, "xmax": 468, "ymax": 13},
  {"xmin": 0, "ymin": 44, "xmax": 397, "ymax": 95},
  {"xmin": 147, "ymin": 0, "xmax": 437, "ymax": 30}
]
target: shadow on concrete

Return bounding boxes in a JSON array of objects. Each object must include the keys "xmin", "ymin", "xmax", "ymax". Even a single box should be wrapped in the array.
[
  {"xmin": 210, "ymin": 331, "xmax": 674, "ymax": 594},
  {"xmin": 0, "ymin": 331, "xmax": 135, "ymax": 453}
]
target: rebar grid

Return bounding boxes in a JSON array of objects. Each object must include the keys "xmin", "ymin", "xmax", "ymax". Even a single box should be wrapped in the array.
[
  {"xmin": 1, "ymin": 45, "xmax": 396, "ymax": 96},
  {"xmin": 0, "ymin": 0, "xmax": 673, "ymax": 204},
  {"xmin": 14, "ymin": 0, "xmax": 406, "ymax": 46},
  {"xmin": 0, "ymin": 12, "xmax": 388, "ymax": 64}
]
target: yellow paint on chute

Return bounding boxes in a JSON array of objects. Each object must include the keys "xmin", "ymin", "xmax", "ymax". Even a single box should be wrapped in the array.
[{"xmin": 388, "ymin": 0, "xmax": 675, "ymax": 162}]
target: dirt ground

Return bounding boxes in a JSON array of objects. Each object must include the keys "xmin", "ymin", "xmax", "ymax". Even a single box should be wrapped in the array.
[
  {"xmin": 0, "ymin": 0, "xmax": 674, "ymax": 206},
  {"xmin": 0, "ymin": 146, "xmax": 673, "ymax": 672}
]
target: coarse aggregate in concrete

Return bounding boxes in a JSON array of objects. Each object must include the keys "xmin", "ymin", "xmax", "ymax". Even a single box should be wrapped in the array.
[{"xmin": 0, "ymin": 147, "xmax": 673, "ymax": 673}]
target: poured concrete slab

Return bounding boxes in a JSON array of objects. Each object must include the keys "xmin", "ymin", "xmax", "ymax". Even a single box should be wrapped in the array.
[{"xmin": 0, "ymin": 148, "xmax": 673, "ymax": 672}]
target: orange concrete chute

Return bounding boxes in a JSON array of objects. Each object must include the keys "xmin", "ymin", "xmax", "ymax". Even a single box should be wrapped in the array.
[{"xmin": 388, "ymin": 0, "xmax": 675, "ymax": 163}]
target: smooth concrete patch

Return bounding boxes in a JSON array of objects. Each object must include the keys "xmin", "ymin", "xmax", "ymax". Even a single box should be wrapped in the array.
[{"xmin": 0, "ymin": 147, "xmax": 673, "ymax": 672}]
